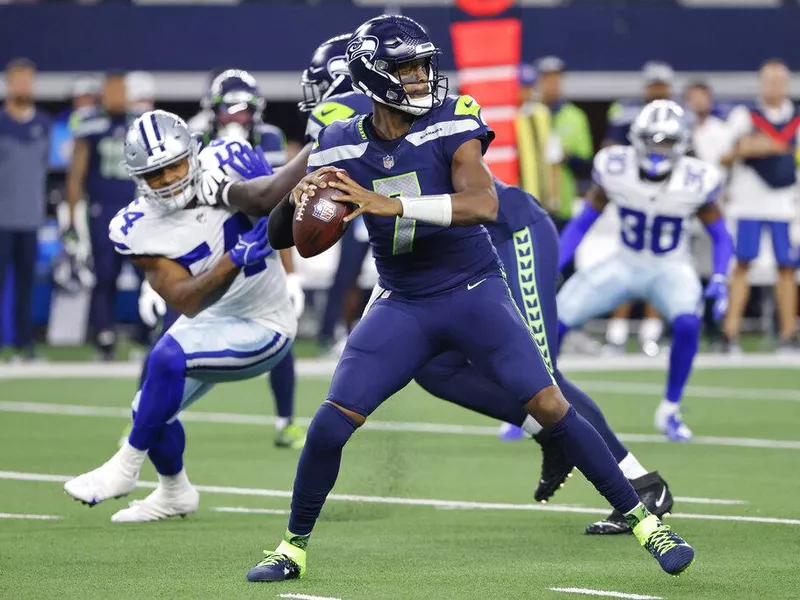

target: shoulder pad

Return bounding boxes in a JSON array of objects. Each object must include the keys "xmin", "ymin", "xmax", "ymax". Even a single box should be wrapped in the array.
[
  {"xmin": 311, "ymin": 100, "xmax": 359, "ymax": 128},
  {"xmin": 255, "ymin": 122, "xmax": 286, "ymax": 142},
  {"xmin": 448, "ymin": 94, "xmax": 486, "ymax": 124},
  {"xmin": 108, "ymin": 199, "xmax": 151, "ymax": 256},
  {"xmin": 675, "ymin": 157, "xmax": 724, "ymax": 202},
  {"xmin": 592, "ymin": 146, "xmax": 634, "ymax": 186}
]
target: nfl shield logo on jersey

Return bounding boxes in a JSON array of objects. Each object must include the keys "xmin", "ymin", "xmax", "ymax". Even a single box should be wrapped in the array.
[
  {"xmin": 312, "ymin": 199, "xmax": 337, "ymax": 223},
  {"xmin": 383, "ymin": 155, "xmax": 395, "ymax": 170}
]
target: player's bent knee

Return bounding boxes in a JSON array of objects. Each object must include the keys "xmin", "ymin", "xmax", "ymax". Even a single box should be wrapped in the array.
[
  {"xmin": 145, "ymin": 335, "xmax": 186, "ymax": 381},
  {"xmin": 524, "ymin": 384, "xmax": 569, "ymax": 427},
  {"xmin": 327, "ymin": 401, "xmax": 367, "ymax": 427}
]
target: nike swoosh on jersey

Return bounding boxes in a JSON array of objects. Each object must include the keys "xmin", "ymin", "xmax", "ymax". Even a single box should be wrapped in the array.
[{"xmin": 467, "ymin": 278, "xmax": 487, "ymax": 290}]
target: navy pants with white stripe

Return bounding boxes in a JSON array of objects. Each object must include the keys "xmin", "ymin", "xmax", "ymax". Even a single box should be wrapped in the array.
[{"xmin": 129, "ymin": 312, "xmax": 292, "ymax": 476}]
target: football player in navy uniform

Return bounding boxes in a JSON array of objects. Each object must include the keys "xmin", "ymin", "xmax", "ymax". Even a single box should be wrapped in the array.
[
  {"xmin": 213, "ymin": 16, "xmax": 694, "ymax": 581},
  {"xmin": 66, "ymin": 72, "xmax": 139, "ymax": 360},
  {"xmin": 197, "ymin": 69, "xmax": 288, "ymax": 168},
  {"xmin": 282, "ymin": 32, "xmax": 677, "ymax": 536}
]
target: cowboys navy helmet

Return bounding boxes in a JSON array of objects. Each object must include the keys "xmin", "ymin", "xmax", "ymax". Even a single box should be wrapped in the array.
[
  {"xmin": 124, "ymin": 110, "xmax": 200, "ymax": 212},
  {"xmin": 629, "ymin": 100, "xmax": 691, "ymax": 178},
  {"xmin": 347, "ymin": 15, "xmax": 447, "ymax": 116},
  {"xmin": 298, "ymin": 33, "xmax": 352, "ymax": 113},
  {"xmin": 209, "ymin": 69, "xmax": 265, "ymax": 132}
]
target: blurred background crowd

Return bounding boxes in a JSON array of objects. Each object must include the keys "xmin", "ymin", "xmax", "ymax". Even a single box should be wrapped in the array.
[{"xmin": 0, "ymin": 0, "xmax": 798, "ymax": 362}]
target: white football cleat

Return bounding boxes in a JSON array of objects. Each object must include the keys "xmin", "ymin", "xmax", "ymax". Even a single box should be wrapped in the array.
[
  {"xmin": 64, "ymin": 445, "xmax": 143, "ymax": 506},
  {"xmin": 111, "ymin": 484, "xmax": 200, "ymax": 523},
  {"xmin": 654, "ymin": 400, "xmax": 693, "ymax": 443}
]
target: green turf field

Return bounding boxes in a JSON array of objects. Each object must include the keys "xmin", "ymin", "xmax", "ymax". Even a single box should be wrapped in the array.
[{"xmin": 1, "ymin": 362, "xmax": 799, "ymax": 599}]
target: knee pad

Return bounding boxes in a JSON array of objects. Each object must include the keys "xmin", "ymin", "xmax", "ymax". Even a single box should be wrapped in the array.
[
  {"xmin": 145, "ymin": 334, "xmax": 186, "ymax": 382},
  {"xmin": 672, "ymin": 314, "xmax": 701, "ymax": 341}
]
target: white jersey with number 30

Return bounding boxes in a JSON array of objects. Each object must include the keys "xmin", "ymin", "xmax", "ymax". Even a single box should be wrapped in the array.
[
  {"xmin": 108, "ymin": 138, "xmax": 296, "ymax": 338},
  {"xmin": 593, "ymin": 146, "xmax": 722, "ymax": 263}
]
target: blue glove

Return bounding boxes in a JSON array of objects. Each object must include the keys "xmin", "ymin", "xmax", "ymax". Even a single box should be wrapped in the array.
[
  {"xmin": 704, "ymin": 274, "xmax": 729, "ymax": 322},
  {"xmin": 229, "ymin": 144, "xmax": 272, "ymax": 180},
  {"xmin": 229, "ymin": 217, "xmax": 271, "ymax": 267}
]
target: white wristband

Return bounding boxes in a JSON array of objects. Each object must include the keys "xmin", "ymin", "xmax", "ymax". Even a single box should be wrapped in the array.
[{"xmin": 399, "ymin": 194, "xmax": 452, "ymax": 226}]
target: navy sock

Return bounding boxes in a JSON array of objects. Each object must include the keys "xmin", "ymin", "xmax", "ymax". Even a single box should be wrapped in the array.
[
  {"xmin": 129, "ymin": 335, "xmax": 186, "ymax": 451},
  {"xmin": 555, "ymin": 371, "xmax": 629, "ymax": 463},
  {"xmin": 269, "ymin": 349, "xmax": 296, "ymax": 420},
  {"xmin": 147, "ymin": 420, "xmax": 186, "ymax": 476},
  {"xmin": 548, "ymin": 406, "xmax": 640, "ymax": 514},
  {"xmin": 288, "ymin": 402, "xmax": 358, "ymax": 536},
  {"xmin": 414, "ymin": 352, "xmax": 527, "ymax": 426},
  {"xmin": 666, "ymin": 314, "xmax": 700, "ymax": 403}
]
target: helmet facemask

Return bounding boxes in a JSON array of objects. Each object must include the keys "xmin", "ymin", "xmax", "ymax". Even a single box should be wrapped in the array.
[
  {"xmin": 130, "ymin": 143, "xmax": 201, "ymax": 213},
  {"xmin": 353, "ymin": 49, "xmax": 448, "ymax": 116}
]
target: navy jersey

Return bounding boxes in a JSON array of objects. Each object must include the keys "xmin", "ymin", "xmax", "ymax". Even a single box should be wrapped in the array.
[
  {"xmin": 308, "ymin": 94, "xmax": 500, "ymax": 296},
  {"xmin": 73, "ymin": 109, "xmax": 136, "ymax": 211},
  {"xmin": 486, "ymin": 179, "xmax": 549, "ymax": 246},
  {"xmin": 305, "ymin": 91, "xmax": 374, "ymax": 143}
]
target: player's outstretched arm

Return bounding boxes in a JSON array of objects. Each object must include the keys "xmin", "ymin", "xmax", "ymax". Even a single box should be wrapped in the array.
[
  {"xmin": 132, "ymin": 255, "xmax": 240, "ymax": 318},
  {"xmin": 204, "ymin": 144, "xmax": 314, "ymax": 216},
  {"xmin": 697, "ymin": 201, "xmax": 734, "ymax": 321},
  {"xmin": 131, "ymin": 217, "xmax": 271, "ymax": 317},
  {"xmin": 557, "ymin": 184, "xmax": 608, "ymax": 271}
]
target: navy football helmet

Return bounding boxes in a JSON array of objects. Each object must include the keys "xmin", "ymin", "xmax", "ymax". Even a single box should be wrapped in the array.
[
  {"xmin": 209, "ymin": 69, "xmax": 264, "ymax": 135},
  {"xmin": 298, "ymin": 33, "xmax": 353, "ymax": 113},
  {"xmin": 347, "ymin": 15, "xmax": 447, "ymax": 116}
]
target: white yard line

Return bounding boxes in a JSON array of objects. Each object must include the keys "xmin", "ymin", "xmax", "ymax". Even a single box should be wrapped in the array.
[
  {"xmin": 0, "ymin": 512, "xmax": 61, "ymax": 520},
  {"xmin": 548, "ymin": 588, "xmax": 663, "ymax": 600},
  {"xmin": 672, "ymin": 496, "xmax": 745, "ymax": 505},
  {"xmin": 2, "ymin": 401, "xmax": 799, "ymax": 451},
  {"xmin": 0, "ymin": 470, "xmax": 796, "ymax": 527},
  {"xmin": 278, "ymin": 594, "xmax": 342, "ymax": 600},
  {"xmin": 0, "ymin": 352, "xmax": 799, "ymax": 382},
  {"xmin": 212, "ymin": 507, "xmax": 289, "ymax": 515}
]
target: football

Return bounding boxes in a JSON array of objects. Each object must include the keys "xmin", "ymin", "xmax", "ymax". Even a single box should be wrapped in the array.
[{"xmin": 292, "ymin": 169, "xmax": 356, "ymax": 258}]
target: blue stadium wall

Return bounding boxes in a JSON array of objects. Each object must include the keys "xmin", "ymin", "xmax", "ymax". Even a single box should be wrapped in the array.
[{"xmin": 1, "ymin": 4, "xmax": 798, "ymax": 73}]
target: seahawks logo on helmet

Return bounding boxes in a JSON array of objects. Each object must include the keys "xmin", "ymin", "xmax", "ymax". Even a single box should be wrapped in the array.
[
  {"xmin": 326, "ymin": 55, "xmax": 349, "ymax": 79},
  {"xmin": 347, "ymin": 36, "xmax": 379, "ymax": 61}
]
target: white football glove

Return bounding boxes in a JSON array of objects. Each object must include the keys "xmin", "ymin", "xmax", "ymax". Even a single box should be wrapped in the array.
[
  {"xmin": 198, "ymin": 168, "xmax": 233, "ymax": 207},
  {"xmin": 285, "ymin": 273, "xmax": 306, "ymax": 319},
  {"xmin": 138, "ymin": 280, "xmax": 167, "ymax": 328}
]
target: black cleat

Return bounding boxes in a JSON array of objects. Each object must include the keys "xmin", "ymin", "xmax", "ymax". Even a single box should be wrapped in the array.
[
  {"xmin": 533, "ymin": 438, "xmax": 575, "ymax": 503},
  {"xmin": 586, "ymin": 471, "xmax": 673, "ymax": 535}
]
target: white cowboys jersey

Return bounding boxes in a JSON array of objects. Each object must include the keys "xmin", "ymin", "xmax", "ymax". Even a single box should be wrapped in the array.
[
  {"xmin": 593, "ymin": 145, "xmax": 722, "ymax": 263},
  {"xmin": 108, "ymin": 139, "xmax": 296, "ymax": 338}
]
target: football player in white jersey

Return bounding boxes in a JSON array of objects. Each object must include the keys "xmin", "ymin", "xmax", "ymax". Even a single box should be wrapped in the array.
[
  {"xmin": 63, "ymin": 110, "xmax": 306, "ymax": 521},
  {"xmin": 556, "ymin": 100, "xmax": 734, "ymax": 442}
]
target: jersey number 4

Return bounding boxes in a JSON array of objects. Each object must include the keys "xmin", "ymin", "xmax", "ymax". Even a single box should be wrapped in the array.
[
  {"xmin": 120, "ymin": 210, "xmax": 145, "ymax": 236},
  {"xmin": 619, "ymin": 207, "xmax": 683, "ymax": 255}
]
